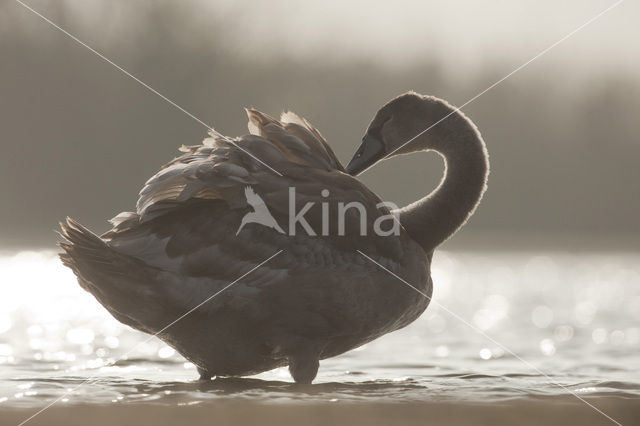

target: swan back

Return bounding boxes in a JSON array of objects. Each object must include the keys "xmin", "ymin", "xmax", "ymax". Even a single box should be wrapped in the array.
[{"xmin": 131, "ymin": 109, "xmax": 345, "ymax": 225}]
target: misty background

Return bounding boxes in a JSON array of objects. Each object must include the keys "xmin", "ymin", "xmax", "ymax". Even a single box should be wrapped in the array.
[{"xmin": 0, "ymin": 0, "xmax": 638, "ymax": 249}]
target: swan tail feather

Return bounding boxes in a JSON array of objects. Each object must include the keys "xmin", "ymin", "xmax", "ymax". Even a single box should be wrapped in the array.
[
  {"xmin": 59, "ymin": 218, "xmax": 128, "ymax": 277},
  {"xmin": 58, "ymin": 218, "xmax": 162, "ymax": 332}
]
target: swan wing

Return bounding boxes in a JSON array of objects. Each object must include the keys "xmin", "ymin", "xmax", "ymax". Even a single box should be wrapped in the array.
[
  {"xmin": 246, "ymin": 109, "xmax": 344, "ymax": 172},
  {"xmin": 108, "ymin": 164, "xmax": 399, "ymax": 271},
  {"xmin": 279, "ymin": 111, "xmax": 344, "ymax": 172},
  {"xmin": 135, "ymin": 108, "xmax": 345, "ymax": 223},
  {"xmin": 104, "ymin": 165, "xmax": 407, "ymax": 315}
]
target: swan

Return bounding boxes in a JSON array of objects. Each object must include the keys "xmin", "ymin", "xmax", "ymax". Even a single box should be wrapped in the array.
[{"xmin": 59, "ymin": 92, "xmax": 488, "ymax": 384}]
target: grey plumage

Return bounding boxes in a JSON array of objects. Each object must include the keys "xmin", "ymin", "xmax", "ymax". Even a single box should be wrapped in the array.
[
  {"xmin": 59, "ymin": 107, "xmax": 432, "ymax": 384},
  {"xmin": 59, "ymin": 93, "xmax": 488, "ymax": 383}
]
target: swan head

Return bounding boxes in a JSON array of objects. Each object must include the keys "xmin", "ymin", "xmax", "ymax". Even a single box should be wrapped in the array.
[{"xmin": 346, "ymin": 91, "xmax": 453, "ymax": 175}]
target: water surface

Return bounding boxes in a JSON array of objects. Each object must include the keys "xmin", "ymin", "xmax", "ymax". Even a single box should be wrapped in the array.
[{"xmin": 0, "ymin": 250, "xmax": 638, "ymax": 407}]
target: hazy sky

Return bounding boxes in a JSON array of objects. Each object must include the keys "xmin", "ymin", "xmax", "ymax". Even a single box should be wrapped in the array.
[
  {"xmin": 4, "ymin": 0, "xmax": 638, "ymax": 77},
  {"xmin": 209, "ymin": 0, "xmax": 638, "ymax": 74}
]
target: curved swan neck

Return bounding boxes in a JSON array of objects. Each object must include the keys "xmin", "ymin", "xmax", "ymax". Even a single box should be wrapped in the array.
[{"xmin": 397, "ymin": 113, "xmax": 489, "ymax": 254}]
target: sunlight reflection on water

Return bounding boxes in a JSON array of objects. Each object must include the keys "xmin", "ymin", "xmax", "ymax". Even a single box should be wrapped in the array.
[{"xmin": 0, "ymin": 250, "xmax": 639, "ymax": 406}]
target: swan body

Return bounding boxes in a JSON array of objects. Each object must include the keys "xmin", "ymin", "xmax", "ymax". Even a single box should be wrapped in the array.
[{"xmin": 59, "ymin": 106, "xmax": 435, "ymax": 384}]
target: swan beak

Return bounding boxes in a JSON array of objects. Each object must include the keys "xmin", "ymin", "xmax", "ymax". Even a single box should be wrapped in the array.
[{"xmin": 346, "ymin": 135, "xmax": 386, "ymax": 175}]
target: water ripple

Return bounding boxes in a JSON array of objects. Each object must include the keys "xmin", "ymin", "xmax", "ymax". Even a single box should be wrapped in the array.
[{"xmin": 0, "ymin": 251, "xmax": 639, "ymax": 407}]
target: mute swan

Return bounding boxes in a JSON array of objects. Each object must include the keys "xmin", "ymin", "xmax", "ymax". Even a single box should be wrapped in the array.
[{"xmin": 59, "ymin": 92, "xmax": 488, "ymax": 384}]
